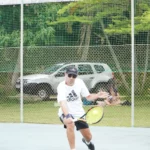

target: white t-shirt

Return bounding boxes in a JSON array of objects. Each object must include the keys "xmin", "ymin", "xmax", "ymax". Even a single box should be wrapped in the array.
[{"xmin": 57, "ymin": 78, "xmax": 90, "ymax": 118}]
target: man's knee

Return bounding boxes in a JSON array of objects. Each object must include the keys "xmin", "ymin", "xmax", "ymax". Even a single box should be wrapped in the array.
[{"xmin": 66, "ymin": 122, "xmax": 75, "ymax": 131}]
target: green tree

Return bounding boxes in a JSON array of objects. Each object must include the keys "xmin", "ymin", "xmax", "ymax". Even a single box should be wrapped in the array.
[{"xmin": 0, "ymin": 3, "xmax": 63, "ymax": 47}]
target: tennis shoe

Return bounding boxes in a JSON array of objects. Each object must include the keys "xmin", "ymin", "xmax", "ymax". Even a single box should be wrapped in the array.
[{"xmin": 82, "ymin": 138, "xmax": 95, "ymax": 150}]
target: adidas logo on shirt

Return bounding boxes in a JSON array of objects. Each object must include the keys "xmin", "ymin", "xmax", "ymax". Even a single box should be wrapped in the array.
[{"xmin": 67, "ymin": 90, "xmax": 79, "ymax": 102}]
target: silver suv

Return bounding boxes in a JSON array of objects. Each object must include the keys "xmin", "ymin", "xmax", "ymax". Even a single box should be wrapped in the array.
[{"xmin": 15, "ymin": 62, "xmax": 113, "ymax": 100}]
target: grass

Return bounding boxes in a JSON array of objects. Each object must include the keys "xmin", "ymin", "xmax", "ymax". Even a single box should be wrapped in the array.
[{"xmin": 0, "ymin": 96, "xmax": 150, "ymax": 127}]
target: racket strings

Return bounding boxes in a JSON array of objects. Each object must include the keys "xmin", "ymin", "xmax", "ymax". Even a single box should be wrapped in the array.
[{"xmin": 86, "ymin": 107, "xmax": 103, "ymax": 124}]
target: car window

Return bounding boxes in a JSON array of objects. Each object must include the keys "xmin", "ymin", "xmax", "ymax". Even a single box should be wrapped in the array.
[
  {"xmin": 43, "ymin": 64, "xmax": 63, "ymax": 74},
  {"xmin": 78, "ymin": 64, "xmax": 93, "ymax": 75},
  {"xmin": 55, "ymin": 65, "xmax": 75, "ymax": 77},
  {"xmin": 94, "ymin": 65, "xmax": 105, "ymax": 73}
]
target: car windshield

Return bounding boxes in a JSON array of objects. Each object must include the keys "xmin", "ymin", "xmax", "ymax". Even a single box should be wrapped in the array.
[{"xmin": 42, "ymin": 64, "xmax": 63, "ymax": 74}]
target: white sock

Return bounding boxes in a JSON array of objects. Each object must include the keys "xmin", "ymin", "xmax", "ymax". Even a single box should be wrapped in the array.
[
  {"xmin": 71, "ymin": 149, "xmax": 76, "ymax": 150},
  {"xmin": 85, "ymin": 140, "xmax": 91, "ymax": 145}
]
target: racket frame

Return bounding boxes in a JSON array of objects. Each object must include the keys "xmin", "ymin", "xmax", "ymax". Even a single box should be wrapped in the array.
[{"xmin": 73, "ymin": 106, "xmax": 104, "ymax": 124}]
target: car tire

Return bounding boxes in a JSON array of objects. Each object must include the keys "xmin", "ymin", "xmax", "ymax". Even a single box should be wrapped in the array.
[{"xmin": 37, "ymin": 86, "xmax": 50, "ymax": 100}]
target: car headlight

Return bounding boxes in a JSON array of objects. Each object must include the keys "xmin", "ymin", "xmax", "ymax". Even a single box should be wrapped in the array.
[
  {"xmin": 16, "ymin": 79, "xmax": 29, "ymax": 85},
  {"xmin": 23, "ymin": 79, "xmax": 29, "ymax": 85}
]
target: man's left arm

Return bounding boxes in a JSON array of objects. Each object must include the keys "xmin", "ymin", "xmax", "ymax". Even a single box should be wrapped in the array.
[{"xmin": 86, "ymin": 91, "xmax": 109, "ymax": 101}]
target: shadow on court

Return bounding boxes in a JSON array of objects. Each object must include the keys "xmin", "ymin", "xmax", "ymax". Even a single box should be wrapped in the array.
[{"xmin": 0, "ymin": 123, "xmax": 149, "ymax": 150}]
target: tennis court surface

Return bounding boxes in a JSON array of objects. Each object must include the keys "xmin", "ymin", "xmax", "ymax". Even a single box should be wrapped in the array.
[{"xmin": 0, "ymin": 123, "xmax": 149, "ymax": 150}]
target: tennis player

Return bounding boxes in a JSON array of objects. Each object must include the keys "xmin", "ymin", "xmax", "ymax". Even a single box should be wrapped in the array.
[{"xmin": 57, "ymin": 66, "xmax": 108, "ymax": 150}]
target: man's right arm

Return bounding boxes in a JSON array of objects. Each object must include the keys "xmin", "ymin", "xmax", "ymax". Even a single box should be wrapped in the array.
[
  {"xmin": 59, "ymin": 100, "xmax": 73, "ymax": 124},
  {"xmin": 57, "ymin": 84, "xmax": 72, "ymax": 121},
  {"xmin": 59, "ymin": 100, "xmax": 69, "ymax": 116}
]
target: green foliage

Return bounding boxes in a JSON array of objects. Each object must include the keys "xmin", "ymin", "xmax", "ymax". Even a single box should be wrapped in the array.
[
  {"xmin": 0, "ymin": 3, "xmax": 63, "ymax": 47},
  {"xmin": 105, "ymin": 0, "xmax": 150, "ymax": 35},
  {"xmin": 47, "ymin": 0, "xmax": 132, "ymax": 45},
  {"xmin": 135, "ymin": 10, "xmax": 150, "ymax": 32},
  {"xmin": 48, "ymin": 15, "xmax": 93, "ymax": 25},
  {"xmin": 105, "ymin": 19, "xmax": 131, "ymax": 34},
  {"xmin": 0, "ymin": 0, "xmax": 149, "ymax": 47}
]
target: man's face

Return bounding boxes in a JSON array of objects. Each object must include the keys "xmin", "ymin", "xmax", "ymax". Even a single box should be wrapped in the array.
[{"xmin": 65, "ymin": 73, "xmax": 77, "ymax": 86}]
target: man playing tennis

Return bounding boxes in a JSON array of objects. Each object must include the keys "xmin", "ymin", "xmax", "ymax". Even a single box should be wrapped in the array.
[{"xmin": 57, "ymin": 66, "xmax": 108, "ymax": 150}]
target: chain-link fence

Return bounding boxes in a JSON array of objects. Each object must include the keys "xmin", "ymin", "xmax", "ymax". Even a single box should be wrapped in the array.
[
  {"xmin": 0, "ymin": 45, "xmax": 150, "ymax": 127},
  {"xmin": 0, "ymin": 0, "xmax": 150, "ymax": 127}
]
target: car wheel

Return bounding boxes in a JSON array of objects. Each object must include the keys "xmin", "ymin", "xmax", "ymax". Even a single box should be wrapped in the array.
[{"xmin": 37, "ymin": 86, "xmax": 50, "ymax": 100}]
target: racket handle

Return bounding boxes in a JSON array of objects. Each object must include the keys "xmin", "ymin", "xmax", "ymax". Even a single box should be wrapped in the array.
[{"xmin": 73, "ymin": 118, "xmax": 78, "ymax": 122}]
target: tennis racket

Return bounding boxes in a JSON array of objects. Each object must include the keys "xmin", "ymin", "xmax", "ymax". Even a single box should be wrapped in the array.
[{"xmin": 73, "ymin": 106, "xmax": 104, "ymax": 125}]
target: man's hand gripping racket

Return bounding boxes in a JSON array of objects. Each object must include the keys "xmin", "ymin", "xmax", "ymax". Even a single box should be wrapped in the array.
[{"xmin": 73, "ymin": 106, "xmax": 104, "ymax": 125}]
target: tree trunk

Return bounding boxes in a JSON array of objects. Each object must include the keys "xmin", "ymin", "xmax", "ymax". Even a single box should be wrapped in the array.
[
  {"xmin": 11, "ymin": 50, "xmax": 20, "ymax": 88},
  {"xmin": 100, "ymin": 20, "xmax": 130, "ymax": 93},
  {"xmin": 77, "ymin": 24, "xmax": 87, "ymax": 56},
  {"xmin": 81, "ymin": 24, "xmax": 92, "ymax": 61},
  {"xmin": 77, "ymin": 24, "xmax": 92, "ymax": 60}
]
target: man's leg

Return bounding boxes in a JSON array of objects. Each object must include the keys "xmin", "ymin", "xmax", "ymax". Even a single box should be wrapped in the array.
[
  {"xmin": 80, "ymin": 128, "xmax": 95, "ymax": 150},
  {"xmin": 66, "ymin": 122, "xmax": 76, "ymax": 150},
  {"xmin": 80, "ymin": 128, "xmax": 92, "ymax": 142},
  {"xmin": 61, "ymin": 115, "xmax": 76, "ymax": 150}
]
